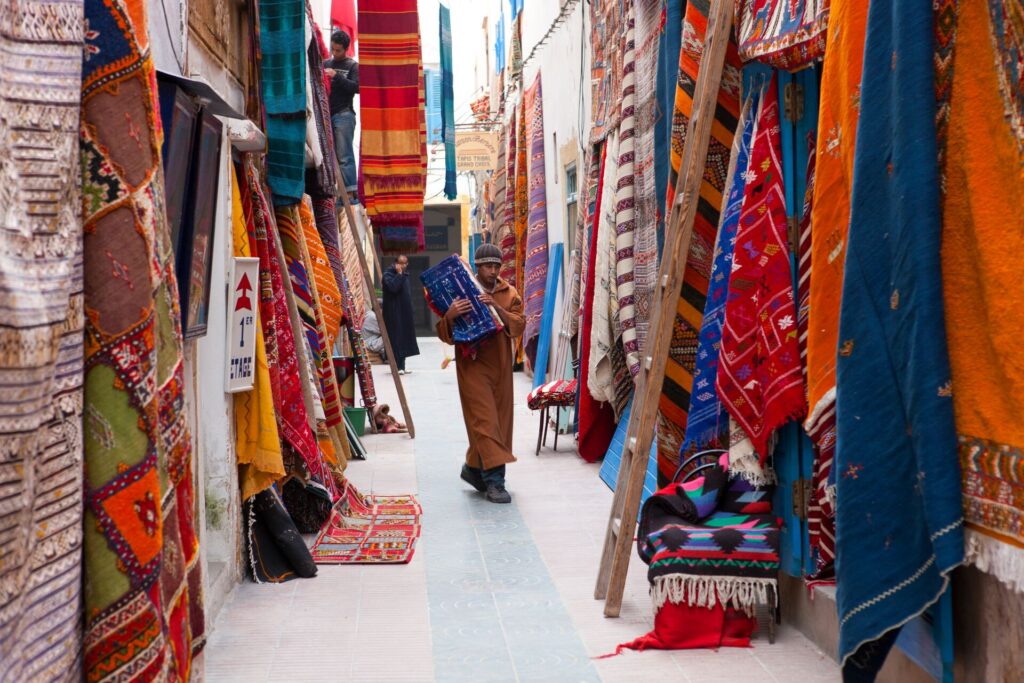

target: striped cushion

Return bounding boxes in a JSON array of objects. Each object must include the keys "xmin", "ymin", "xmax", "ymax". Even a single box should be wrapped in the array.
[{"xmin": 526, "ymin": 379, "xmax": 577, "ymax": 410}]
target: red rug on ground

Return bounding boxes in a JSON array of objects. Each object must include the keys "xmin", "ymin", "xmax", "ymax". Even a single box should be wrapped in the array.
[{"xmin": 310, "ymin": 483, "xmax": 422, "ymax": 564}]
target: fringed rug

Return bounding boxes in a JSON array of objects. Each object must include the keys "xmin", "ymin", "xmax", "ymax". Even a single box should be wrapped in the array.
[
  {"xmin": 522, "ymin": 74, "xmax": 549, "ymax": 369},
  {"xmin": 716, "ymin": 77, "xmax": 805, "ymax": 461},
  {"xmin": 835, "ymin": 0, "xmax": 963, "ymax": 671},
  {"xmin": 358, "ymin": 0, "xmax": 427, "ymax": 253},
  {"xmin": 311, "ymin": 485, "xmax": 422, "ymax": 564},
  {"xmin": 941, "ymin": 1, "xmax": 1024, "ymax": 593},
  {"xmin": 656, "ymin": 2, "xmax": 742, "ymax": 485},
  {"xmin": 0, "ymin": 1, "xmax": 84, "ymax": 677}
]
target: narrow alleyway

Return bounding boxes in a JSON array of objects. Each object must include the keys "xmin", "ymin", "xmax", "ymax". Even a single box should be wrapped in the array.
[{"xmin": 203, "ymin": 339, "xmax": 840, "ymax": 682}]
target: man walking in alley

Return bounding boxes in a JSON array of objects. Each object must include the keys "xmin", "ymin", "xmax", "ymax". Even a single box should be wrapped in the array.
[
  {"xmin": 382, "ymin": 255, "xmax": 419, "ymax": 374},
  {"xmin": 325, "ymin": 30, "xmax": 358, "ymax": 198},
  {"xmin": 439, "ymin": 243, "xmax": 526, "ymax": 504}
]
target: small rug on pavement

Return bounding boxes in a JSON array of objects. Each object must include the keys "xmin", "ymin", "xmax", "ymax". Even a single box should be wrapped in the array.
[{"xmin": 310, "ymin": 484, "xmax": 422, "ymax": 564}]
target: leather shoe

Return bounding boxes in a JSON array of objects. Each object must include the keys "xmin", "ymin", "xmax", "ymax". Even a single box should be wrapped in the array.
[
  {"xmin": 460, "ymin": 465, "xmax": 486, "ymax": 493},
  {"xmin": 485, "ymin": 484, "xmax": 511, "ymax": 504}
]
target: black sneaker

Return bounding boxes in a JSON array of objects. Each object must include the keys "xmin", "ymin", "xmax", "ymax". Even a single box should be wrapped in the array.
[
  {"xmin": 485, "ymin": 483, "xmax": 511, "ymax": 504},
  {"xmin": 460, "ymin": 465, "xmax": 486, "ymax": 493}
]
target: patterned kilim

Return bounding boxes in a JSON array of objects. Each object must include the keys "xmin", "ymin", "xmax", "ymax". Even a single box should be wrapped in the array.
[
  {"xmin": 300, "ymin": 198, "xmax": 343, "ymax": 352},
  {"xmin": 681, "ymin": 91, "xmax": 758, "ymax": 456},
  {"xmin": 588, "ymin": 132, "xmax": 618, "ymax": 408},
  {"xmin": 281, "ymin": 202, "xmax": 352, "ymax": 475},
  {"xmin": 277, "ymin": 205, "xmax": 344, "ymax": 432},
  {"xmin": 231, "ymin": 167, "xmax": 285, "ymax": 502},
  {"xmin": 0, "ymin": 1, "xmax": 84, "ymax": 678},
  {"xmin": 631, "ymin": 0, "xmax": 663, "ymax": 362},
  {"xmin": 358, "ymin": 0, "xmax": 427, "ymax": 253},
  {"xmin": 81, "ymin": 0, "xmax": 204, "ymax": 678},
  {"xmin": 499, "ymin": 111, "xmax": 518, "ymax": 285},
  {"xmin": 331, "ymin": 206, "xmax": 378, "ymax": 409},
  {"xmin": 311, "ymin": 488, "xmax": 422, "ymax": 564},
  {"xmin": 835, "ymin": 0, "xmax": 963, "ymax": 667},
  {"xmin": 492, "ymin": 125, "xmax": 507, "ymax": 263},
  {"xmin": 657, "ymin": 0, "xmax": 742, "ymax": 484},
  {"xmin": 259, "ymin": 0, "xmax": 306, "ymax": 204},
  {"xmin": 522, "ymin": 74, "xmax": 549, "ymax": 369},
  {"xmin": 514, "ymin": 100, "xmax": 529, "ymax": 304},
  {"xmin": 735, "ymin": 0, "xmax": 830, "ymax": 70},
  {"xmin": 332, "ymin": 203, "xmax": 368, "ymax": 329},
  {"xmin": 306, "ymin": 7, "xmax": 338, "ymax": 197},
  {"xmin": 241, "ymin": 160, "xmax": 329, "ymax": 484},
  {"xmin": 589, "ymin": 0, "xmax": 627, "ymax": 142},
  {"xmin": 614, "ymin": 19, "xmax": 640, "ymax": 379},
  {"xmin": 716, "ymin": 79, "xmax": 805, "ymax": 461},
  {"xmin": 941, "ymin": 1, "xmax": 1024, "ymax": 592}
]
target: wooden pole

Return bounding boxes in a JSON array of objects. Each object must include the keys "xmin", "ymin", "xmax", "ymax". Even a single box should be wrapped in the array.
[
  {"xmin": 336, "ymin": 189, "xmax": 416, "ymax": 439},
  {"xmin": 594, "ymin": 0, "xmax": 734, "ymax": 617}
]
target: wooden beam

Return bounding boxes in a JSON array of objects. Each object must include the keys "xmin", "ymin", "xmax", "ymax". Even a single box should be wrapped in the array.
[{"xmin": 594, "ymin": 0, "xmax": 734, "ymax": 617}]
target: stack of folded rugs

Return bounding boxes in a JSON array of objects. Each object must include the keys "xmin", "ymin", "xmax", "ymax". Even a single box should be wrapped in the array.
[{"xmin": 608, "ymin": 452, "xmax": 781, "ymax": 654}]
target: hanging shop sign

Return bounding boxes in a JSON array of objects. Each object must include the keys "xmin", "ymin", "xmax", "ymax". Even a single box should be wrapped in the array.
[
  {"xmin": 455, "ymin": 131, "xmax": 499, "ymax": 171},
  {"xmin": 225, "ymin": 257, "xmax": 260, "ymax": 393}
]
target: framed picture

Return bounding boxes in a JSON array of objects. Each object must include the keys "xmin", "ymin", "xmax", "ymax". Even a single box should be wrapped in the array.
[
  {"xmin": 178, "ymin": 107, "xmax": 222, "ymax": 340},
  {"xmin": 157, "ymin": 80, "xmax": 198, "ymax": 253}
]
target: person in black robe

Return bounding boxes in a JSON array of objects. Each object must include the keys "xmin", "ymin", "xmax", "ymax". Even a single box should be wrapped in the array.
[{"xmin": 381, "ymin": 255, "xmax": 420, "ymax": 373}]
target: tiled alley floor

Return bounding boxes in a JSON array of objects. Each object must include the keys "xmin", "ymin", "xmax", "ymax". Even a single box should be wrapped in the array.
[{"xmin": 204, "ymin": 338, "xmax": 840, "ymax": 682}]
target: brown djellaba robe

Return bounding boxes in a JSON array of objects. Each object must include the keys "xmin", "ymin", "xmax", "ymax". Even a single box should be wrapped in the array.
[{"xmin": 435, "ymin": 278, "xmax": 526, "ymax": 470}]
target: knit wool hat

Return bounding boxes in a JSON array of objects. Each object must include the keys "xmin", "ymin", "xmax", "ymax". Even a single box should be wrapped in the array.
[{"xmin": 474, "ymin": 242, "xmax": 502, "ymax": 266}]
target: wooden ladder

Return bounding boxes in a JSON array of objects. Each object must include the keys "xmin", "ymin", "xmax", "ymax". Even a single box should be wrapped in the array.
[{"xmin": 594, "ymin": 0, "xmax": 733, "ymax": 617}]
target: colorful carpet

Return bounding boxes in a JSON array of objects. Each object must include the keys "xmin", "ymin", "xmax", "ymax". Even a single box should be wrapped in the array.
[
  {"xmin": 589, "ymin": 0, "xmax": 627, "ymax": 143},
  {"xmin": 311, "ymin": 486, "xmax": 423, "ymax": 564},
  {"xmin": 716, "ymin": 77, "xmax": 805, "ymax": 462},
  {"xmin": 258, "ymin": 0, "xmax": 306, "ymax": 204},
  {"xmin": 657, "ymin": 0, "xmax": 742, "ymax": 485},
  {"xmin": 681, "ymin": 90, "xmax": 758, "ymax": 457},
  {"xmin": 522, "ymin": 74, "xmax": 550, "ymax": 369},
  {"xmin": 81, "ymin": 0, "xmax": 204, "ymax": 678},
  {"xmin": 835, "ymin": 0, "xmax": 963, "ymax": 671},
  {"xmin": 514, "ymin": 100, "xmax": 529, "ymax": 304},
  {"xmin": 0, "ymin": 1, "xmax": 84, "ymax": 678},
  {"xmin": 735, "ymin": 0, "xmax": 830, "ymax": 70},
  {"xmin": 941, "ymin": 1, "xmax": 1024, "ymax": 592},
  {"xmin": 500, "ymin": 111, "xmax": 518, "ymax": 286},
  {"xmin": 358, "ymin": 0, "xmax": 427, "ymax": 252}
]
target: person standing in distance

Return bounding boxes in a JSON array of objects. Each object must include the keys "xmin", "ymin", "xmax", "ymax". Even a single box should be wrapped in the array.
[
  {"xmin": 382, "ymin": 255, "xmax": 420, "ymax": 375},
  {"xmin": 437, "ymin": 243, "xmax": 525, "ymax": 504},
  {"xmin": 325, "ymin": 30, "xmax": 359, "ymax": 199}
]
